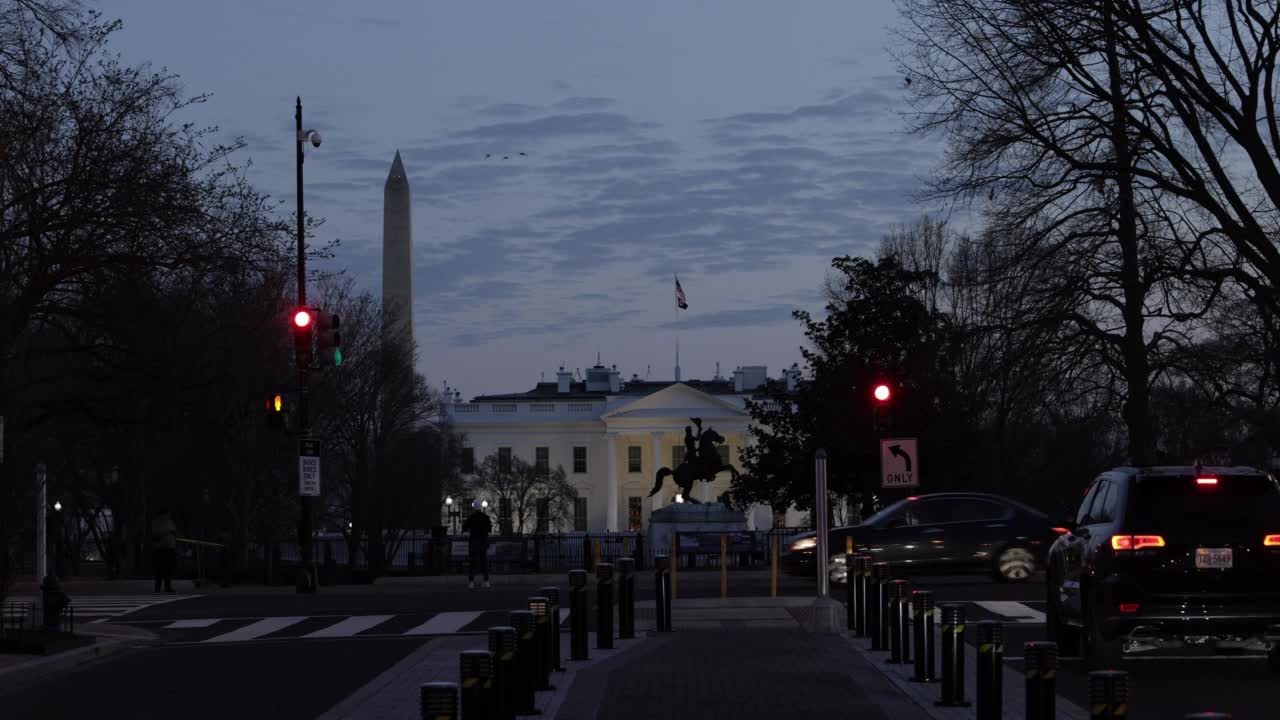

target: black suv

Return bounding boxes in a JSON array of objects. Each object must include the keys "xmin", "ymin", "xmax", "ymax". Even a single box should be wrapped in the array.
[{"xmin": 1045, "ymin": 466, "xmax": 1280, "ymax": 669}]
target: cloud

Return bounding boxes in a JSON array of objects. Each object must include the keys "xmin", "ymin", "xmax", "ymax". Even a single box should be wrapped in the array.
[
  {"xmin": 712, "ymin": 89, "xmax": 896, "ymax": 127},
  {"xmin": 660, "ymin": 305, "xmax": 799, "ymax": 330},
  {"xmin": 478, "ymin": 103, "xmax": 542, "ymax": 118},
  {"xmin": 459, "ymin": 112, "xmax": 659, "ymax": 141},
  {"xmin": 553, "ymin": 96, "xmax": 616, "ymax": 111}
]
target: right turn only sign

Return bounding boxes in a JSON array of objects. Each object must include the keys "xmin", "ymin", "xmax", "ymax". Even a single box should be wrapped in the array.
[{"xmin": 880, "ymin": 438, "xmax": 919, "ymax": 489}]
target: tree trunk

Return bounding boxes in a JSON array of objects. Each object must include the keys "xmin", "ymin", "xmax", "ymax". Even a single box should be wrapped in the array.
[{"xmin": 1105, "ymin": 0, "xmax": 1154, "ymax": 466}]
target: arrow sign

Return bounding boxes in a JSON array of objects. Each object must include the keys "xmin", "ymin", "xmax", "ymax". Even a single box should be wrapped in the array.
[
  {"xmin": 889, "ymin": 444, "xmax": 912, "ymax": 472},
  {"xmin": 880, "ymin": 438, "xmax": 919, "ymax": 489}
]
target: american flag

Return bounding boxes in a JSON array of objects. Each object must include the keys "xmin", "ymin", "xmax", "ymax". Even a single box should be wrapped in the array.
[{"xmin": 675, "ymin": 275, "xmax": 688, "ymax": 310}]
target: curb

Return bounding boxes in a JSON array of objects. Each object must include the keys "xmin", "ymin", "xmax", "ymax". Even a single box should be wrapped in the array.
[{"xmin": 0, "ymin": 638, "xmax": 134, "ymax": 693}]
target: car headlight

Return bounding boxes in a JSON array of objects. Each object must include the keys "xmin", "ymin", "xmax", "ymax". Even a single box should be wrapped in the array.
[{"xmin": 791, "ymin": 537, "xmax": 817, "ymax": 551}]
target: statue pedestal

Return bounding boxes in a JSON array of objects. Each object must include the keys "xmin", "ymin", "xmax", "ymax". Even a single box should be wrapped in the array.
[{"xmin": 648, "ymin": 502, "xmax": 747, "ymax": 560}]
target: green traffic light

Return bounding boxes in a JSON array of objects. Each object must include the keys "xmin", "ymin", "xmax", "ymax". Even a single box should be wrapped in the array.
[{"xmin": 333, "ymin": 348, "xmax": 342, "ymax": 367}]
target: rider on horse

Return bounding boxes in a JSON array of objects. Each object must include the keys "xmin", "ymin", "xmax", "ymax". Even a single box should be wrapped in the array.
[{"xmin": 683, "ymin": 417, "xmax": 702, "ymax": 466}]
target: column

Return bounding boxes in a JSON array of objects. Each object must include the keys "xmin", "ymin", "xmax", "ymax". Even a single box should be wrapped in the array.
[
  {"xmin": 605, "ymin": 432, "xmax": 620, "ymax": 531},
  {"xmin": 650, "ymin": 431, "xmax": 665, "ymax": 511}
]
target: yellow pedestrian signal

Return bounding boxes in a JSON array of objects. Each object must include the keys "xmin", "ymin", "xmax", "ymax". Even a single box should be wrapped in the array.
[{"xmin": 272, "ymin": 394, "xmax": 284, "ymax": 412}]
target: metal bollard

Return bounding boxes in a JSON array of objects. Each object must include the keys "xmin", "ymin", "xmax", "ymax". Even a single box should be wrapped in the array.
[
  {"xmin": 419, "ymin": 681, "xmax": 459, "ymax": 720},
  {"xmin": 887, "ymin": 579, "xmax": 911, "ymax": 664},
  {"xmin": 1024, "ymin": 641, "xmax": 1058, "ymax": 720},
  {"xmin": 527, "ymin": 596, "xmax": 553, "ymax": 691},
  {"xmin": 654, "ymin": 555, "xmax": 673, "ymax": 632},
  {"xmin": 508, "ymin": 610, "xmax": 537, "ymax": 715},
  {"xmin": 617, "ymin": 557, "xmax": 636, "ymax": 639},
  {"xmin": 853, "ymin": 554, "xmax": 871, "ymax": 637},
  {"xmin": 540, "ymin": 586, "xmax": 564, "ymax": 671},
  {"xmin": 596, "ymin": 562, "xmax": 615, "ymax": 649},
  {"xmin": 845, "ymin": 554, "xmax": 857, "ymax": 632},
  {"xmin": 1088, "ymin": 670, "xmax": 1129, "ymax": 720},
  {"xmin": 976, "ymin": 621, "xmax": 1004, "ymax": 720},
  {"xmin": 568, "ymin": 570, "xmax": 589, "ymax": 661},
  {"xmin": 488, "ymin": 627, "xmax": 517, "ymax": 720},
  {"xmin": 936, "ymin": 604, "xmax": 969, "ymax": 707},
  {"xmin": 459, "ymin": 650, "xmax": 496, "ymax": 720},
  {"xmin": 911, "ymin": 590, "xmax": 936, "ymax": 682},
  {"xmin": 870, "ymin": 562, "xmax": 891, "ymax": 651}
]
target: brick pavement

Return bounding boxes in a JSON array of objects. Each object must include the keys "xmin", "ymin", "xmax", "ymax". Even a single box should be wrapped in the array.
[{"xmin": 555, "ymin": 628, "xmax": 933, "ymax": 720}]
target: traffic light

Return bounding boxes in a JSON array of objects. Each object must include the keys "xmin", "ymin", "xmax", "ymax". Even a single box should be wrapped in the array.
[
  {"xmin": 293, "ymin": 308, "xmax": 314, "ymax": 366},
  {"xmin": 267, "ymin": 392, "xmax": 288, "ymax": 430},
  {"xmin": 314, "ymin": 310, "xmax": 342, "ymax": 367},
  {"xmin": 871, "ymin": 381, "xmax": 893, "ymax": 434}
]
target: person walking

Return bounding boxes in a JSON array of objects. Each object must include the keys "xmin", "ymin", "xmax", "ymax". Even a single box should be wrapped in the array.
[
  {"xmin": 463, "ymin": 499, "xmax": 493, "ymax": 589},
  {"xmin": 152, "ymin": 507, "xmax": 178, "ymax": 593}
]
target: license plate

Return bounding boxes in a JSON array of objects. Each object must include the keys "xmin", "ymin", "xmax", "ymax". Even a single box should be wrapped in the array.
[{"xmin": 1195, "ymin": 548, "xmax": 1233, "ymax": 569}]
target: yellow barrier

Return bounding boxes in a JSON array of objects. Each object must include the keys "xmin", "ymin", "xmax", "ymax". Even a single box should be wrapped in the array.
[
  {"xmin": 770, "ymin": 533, "xmax": 779, "ymax": 597},
  {"xmin": 670, "ymin": 533, "xmax": 679, "ymax": 600},
  {"xmin": 720, "ymin": 535, "xmax": 728, "ymax": 599}
]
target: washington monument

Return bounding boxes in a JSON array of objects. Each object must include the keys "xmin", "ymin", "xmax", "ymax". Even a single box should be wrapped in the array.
[{"xmin": 382, "ymin": 150, "xmax": 413, "ymax": 342}]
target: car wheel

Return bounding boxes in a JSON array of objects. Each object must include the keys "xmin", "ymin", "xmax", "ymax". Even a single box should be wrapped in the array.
[
  {"xmin": 1045, "ymin": 573, "xmax": 1080, "ymax": 657},
  {"xmin": 994, "ymin": 546, "xmax": 1037, "ymax": 582}
]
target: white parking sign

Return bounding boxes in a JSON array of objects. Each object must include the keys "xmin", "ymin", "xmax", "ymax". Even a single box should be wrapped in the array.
[
  {"xmin": 880, "ymin": 438, "xmax": 919, "ymax": 489},
  {"xmin": 299, "ymin": 438, "xmax": 321, "ymax": 496}
]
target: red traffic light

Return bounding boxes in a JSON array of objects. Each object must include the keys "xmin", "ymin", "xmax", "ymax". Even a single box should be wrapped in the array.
[
  {"xmin": 873, "ymin": 384, "xmax": 891, "ymax": 402},
  {"xmin": 293, "ymin": 309, "xmax": 313, "ymax": 328}
]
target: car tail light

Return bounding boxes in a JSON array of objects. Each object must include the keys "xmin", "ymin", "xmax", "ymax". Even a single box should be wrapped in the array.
[
  {"xmin": 1264, "ymin": 535, "xmax": 1280, "ymax": 546},
  {"xmin": 1196, "ymin": 477, "xmax": 1218, "ymax": 485},
  {"xmin": 1051, "ymin": 527, "xmax": 1070, "ymax": 534},
  {"xmin": 1118, "ymin": 603, "xmax": 1140, "ymax": 613},
  {"xmin": 1111, "ymin": 535, "xmax": 1166, "ymax": 551}
]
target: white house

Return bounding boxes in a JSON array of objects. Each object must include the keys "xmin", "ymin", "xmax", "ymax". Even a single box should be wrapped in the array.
[{"xmin": 446, "ymin": 362, "xmax": 804, "ymax": 533}]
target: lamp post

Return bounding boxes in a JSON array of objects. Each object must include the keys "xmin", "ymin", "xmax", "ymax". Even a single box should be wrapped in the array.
[
  {"xmin": 445, "ymin": 497, "xmax": 460, "ymax": 535},
  {"xmin": 294, "ymin": 97, "xmax": 322, "ymax": 594}
]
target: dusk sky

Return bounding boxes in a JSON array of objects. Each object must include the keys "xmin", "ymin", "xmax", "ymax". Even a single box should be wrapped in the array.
[{"xmin": 109, "ymin": 1, "xmax": 949, "ymax": 398}]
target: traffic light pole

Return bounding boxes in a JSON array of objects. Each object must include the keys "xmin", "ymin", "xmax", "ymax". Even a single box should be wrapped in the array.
[{"xmin": 295, "ymin": 97, "xmax": 315, "ymax": 594}]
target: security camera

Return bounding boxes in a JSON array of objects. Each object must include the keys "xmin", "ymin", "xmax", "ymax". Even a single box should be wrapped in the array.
[{"xmin": 308, "ymin": 130, "xmax": 321, "ymax": 147}]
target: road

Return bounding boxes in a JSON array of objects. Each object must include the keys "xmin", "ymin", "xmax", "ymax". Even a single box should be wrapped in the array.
[{"xmin": 1, "ymin": 571, "xmax": 1272, "ymax": 719}]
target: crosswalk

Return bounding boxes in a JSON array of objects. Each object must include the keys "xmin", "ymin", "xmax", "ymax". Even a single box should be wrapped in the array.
[
  {"xmin": 967, "ymin": 600, "xmax": 1045, "ymax": 624},
  {"xmin": 5, "ymin": 594, "xmax": 199, "ymax": 622},
  {"xmin": 153, "ymin": 609, "xmax": 573, "ymax": 645}
]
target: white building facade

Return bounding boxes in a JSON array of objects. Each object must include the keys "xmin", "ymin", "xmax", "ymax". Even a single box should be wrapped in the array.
[{"xmin": 447, "ymin": 363, "xmax": 803, "ymax": 533}]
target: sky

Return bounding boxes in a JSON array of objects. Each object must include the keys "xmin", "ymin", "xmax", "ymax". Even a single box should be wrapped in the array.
[{"xmin": 107, "ymin": 0, "xmax": 947, "ymax": 398}]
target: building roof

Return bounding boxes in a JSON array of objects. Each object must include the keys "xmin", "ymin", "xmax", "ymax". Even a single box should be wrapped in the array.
[{"xmin": 471, "ymin": 378, "xmax": 748, "ymax": 403}]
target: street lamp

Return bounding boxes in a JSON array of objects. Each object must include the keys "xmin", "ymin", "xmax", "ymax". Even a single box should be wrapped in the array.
[
  {"xmin": 294, "ymin": 97, "xmax": 323, "ymax": 594},
  {"xmin": 444, "ymin": 496, "xmax": 460, "ymax": 535}
]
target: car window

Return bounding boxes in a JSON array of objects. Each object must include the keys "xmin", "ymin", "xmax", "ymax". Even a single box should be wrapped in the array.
[
  {"xmin": 906, "ymin": 499, "xmax": 953, "ymax": 525},
  {"xmin": 863, "ymin": 499, "xmax": 908, "ymax": 527},
  {"xmin": 1076, "ymin": 480, "xmax": 1101, "ymax": 525},
  {"xmin": 947, "ymin": 498, "xmax": 1009, "ymax": 522},
  {"xmin": 1085, "ymin": 481, "xmax": 1116, "ymax": 524}
]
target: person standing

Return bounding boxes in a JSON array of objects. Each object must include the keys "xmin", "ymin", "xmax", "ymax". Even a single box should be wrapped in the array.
[
  {"xmin": 152, "ymin": 507, "xmax": 178, "ymax": 593},
  {"xmin": 463, "ymin": 500, "xmax": 493, "ymax": 589}
]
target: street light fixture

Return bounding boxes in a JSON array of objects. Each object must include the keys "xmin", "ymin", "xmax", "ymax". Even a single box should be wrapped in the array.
[
  {"xmin": 444, "ymin": 496, "xmax": 460, "ymax": 534},
  {"xmin": 293, "ymin": 97, "xmax": 323, "ymax": 594}
]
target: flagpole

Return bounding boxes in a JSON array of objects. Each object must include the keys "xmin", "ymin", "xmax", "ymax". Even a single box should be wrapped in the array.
[{"xmin": 674, "ymin": 273, "xmax": 681, "ymax": 382}]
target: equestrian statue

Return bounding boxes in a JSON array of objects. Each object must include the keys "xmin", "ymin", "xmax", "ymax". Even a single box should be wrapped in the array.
[{"xmin": 649, "ymin": 417, "xmax": 739, "ymax": 504}]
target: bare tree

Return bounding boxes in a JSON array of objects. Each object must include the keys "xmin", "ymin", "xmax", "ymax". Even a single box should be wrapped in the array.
[{"xmin": 466, "ymin": 453, "xmax": 578, "ymax": 536}]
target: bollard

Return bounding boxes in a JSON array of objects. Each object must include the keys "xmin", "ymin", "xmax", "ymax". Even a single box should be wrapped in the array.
[
  {"xmin": 527, "ymin": 596, "xmax": 553, "ymax": 691},
  {"xmin": 937, "ymin": 604, "xmax": 969, "ymax": 707},
  {"xmin": 654, "ymin": 555, "xmax": 673, "ymax": 632},
  {"xmin": 719, "ymin": 535, "xmax": 728, "ymax": 599},
  {"xmin": 853, "ymin": 554, "xmax": 871, "ymax": 637},
  {"xmin": 1088, "ymin": 670, "xmax": 1129, "ymax": 720},
  {"xmin": 845, "ymin": 554, "xmax": 856, "ymax": 632},
  {"xmin": 540, "ymin": 586, "xmax": 564, "ymax": 671},
  {"xmin": 976, "ymin": 621, "xmax": 1004, "ymax": 720},
  {"xmin": 508, "ymin": 611, "xmax": 537, "ymax": 715},
  {"xmin": 870, "ymin": 562, "xmax": 891, "ymax": 651},
  {"xmin": 488, "ymin": 627, "xmax": 517, "ymax": 720},
  {"xmin": 459, "ymin": 650, "xmax": 496, "ymax": 720},
  {"xmin": 568, "ymin": 570, "xmax": 589, "ymax": 661},
  {"xmin": 596, "ymin": 562, "xmax": 615, "ymax": 649},
  {"xmin": 770, "ymin": 533, "xmax": 779, "ymax": 598},
  {"xmin": 1024, "ymin": 641, "xmax": 1058, "ymax": 720},
  {"xmin": 887, "ymin": 579, "xmax": 911, "ymax": 664},
  {"xmin": 670, "ymin": 533, "xmax": 679, "ymax": 599},
  {"xmin": 419, "ymin": 681, "xmax": 459, "ymax": 720},
  {"xmin": 911, "ymin": 590, "xmax": 936, "ymax": 682},
  {"xmin": 617, "ymin": 557, "xmax": 636, "ymax": 639}
]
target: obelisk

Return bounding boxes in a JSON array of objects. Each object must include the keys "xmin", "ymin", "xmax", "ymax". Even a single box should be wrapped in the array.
[{"xmin": 382, "ymin": 150, "xmax": 413, "ymax": 343}]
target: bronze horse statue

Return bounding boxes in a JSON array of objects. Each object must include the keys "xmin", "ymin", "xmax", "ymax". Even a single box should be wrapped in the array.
[{"xmin": 649, "ymin": 427, "xmax": 739, "ymax": 503}]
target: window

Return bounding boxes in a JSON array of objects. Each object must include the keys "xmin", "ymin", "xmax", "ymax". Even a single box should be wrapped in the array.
[
  {"xmin": 717, "ymin": 446, "xmax": 730, "ymax": 465},
  {"xmin": 628, "ymin": 496, "xmax": 643, "ymax": 531},
  {"xmin": 498, "ymin": 498, "xmax": 513, "ymax": 535},
  {"xmin": 498, "ymin": 447, "xmax": 512, "ymax": 474},
  {"xmin": 628, "ymin": 446, "xmax": 642, "ymax": 473},
  {"xmin": 1077, "ymin": 480, "xmax": 1102, "ymax": 525},
  {"xmin": 460, "ymin": 447, "xmax": 475, "ymax": 474},
  {"xmin": 573, "ymin": 497, "xmax": 588, "ymax": 531},
  {"xmin": 906, "ymin": 499, "xmax": 952, "ymax": 526},
  {"xmin": 535, "ymin": 447, "xmax": 549, "ymax": 475},
  {"xmin": 536, "ymin": 498, "xmax": 550, "ymax": 534},
  {"xmin": 672, "ymin": 447, "xmax": 686, "ymax": 467},
  {"xmin": 946, "ymin": 499, "xmax": 1009, "ymax": 523},
  {"xmin": 1091, "ymin": 481, "xmax": 1119, "ymax": 524},
  {"xmin": 573, "ymin": 446, "xmax": 587, "ymax": 474}
]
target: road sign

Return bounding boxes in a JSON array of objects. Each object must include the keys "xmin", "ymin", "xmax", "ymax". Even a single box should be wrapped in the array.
[
  {"xmin": 299, "ymin": 438, "xmax": 321, "ymax": 497},
  {"xmin": 880, "ymin": 438, "xmax": 918, "ymax": 489}
]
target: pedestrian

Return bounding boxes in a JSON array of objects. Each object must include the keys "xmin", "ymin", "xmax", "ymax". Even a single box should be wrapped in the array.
[
  {"xmin": 152, "ymin": 506, "xmax": 178, "ymax": 593},
  {"xmin": 463, "ymin": 499, "xmax": 493, "ymax": 589}
]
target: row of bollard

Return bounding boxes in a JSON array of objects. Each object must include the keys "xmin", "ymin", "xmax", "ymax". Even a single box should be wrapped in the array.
[
  {"xmin": 844, "ymin": 554, "xmax": 1150, "ymax": 720},
  {"xmin": 419, "ymin": 555, "xmax": 666, "ymax": 719}
]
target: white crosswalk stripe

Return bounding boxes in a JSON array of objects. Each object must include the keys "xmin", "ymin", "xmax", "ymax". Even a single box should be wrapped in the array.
[
  {"xmin": 974, "ymin": 601, "xmax": 1047, "ymax": 624},
  {"xmin": 7, "ymin": 594, "xmax": 197, "ymax": 621},
  {"xmin": 205, "ymin": 616, "xmax": 308, "ymax": 643},
  {"xmin": 403, "ymin": 611, "xmax": 482, "ymax": 636},
  {"xmin": 304, "ymin": 615, "xmax": 395, "ymax": 638}
]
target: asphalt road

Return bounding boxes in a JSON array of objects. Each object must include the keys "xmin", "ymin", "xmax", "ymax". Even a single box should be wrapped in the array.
[{"xmin": 3, "ymin": 571, "xmax": 1275, "ymax": 719}]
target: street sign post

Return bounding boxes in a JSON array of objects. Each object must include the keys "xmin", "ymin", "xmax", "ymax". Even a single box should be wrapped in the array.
[
  {"xmin": 880, "ymin": 438, "xmax": 919, "ymax": 489},
  {"xmin": 299, "ymin": 437, "xmax": 321, "ymax": 497}
]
